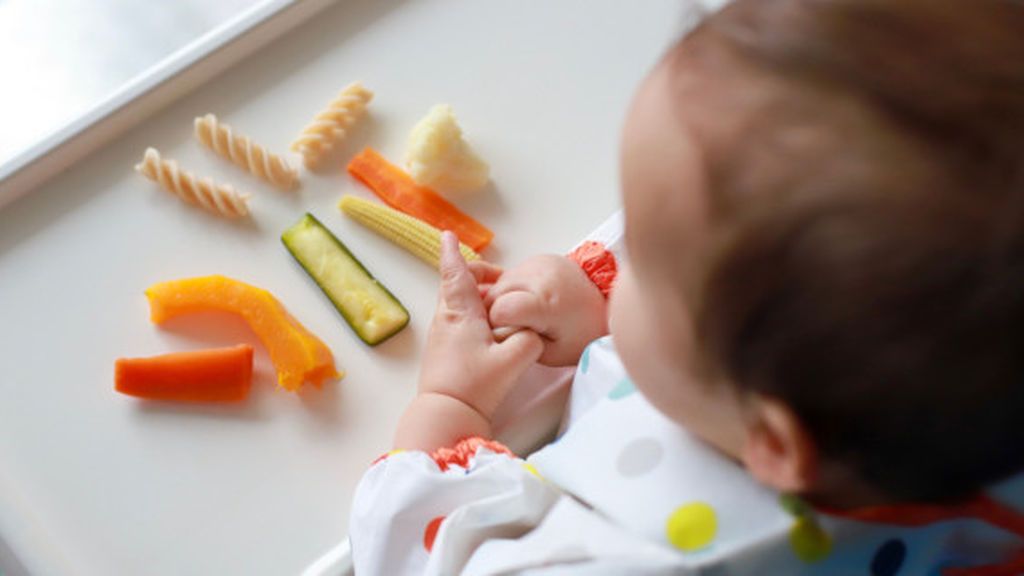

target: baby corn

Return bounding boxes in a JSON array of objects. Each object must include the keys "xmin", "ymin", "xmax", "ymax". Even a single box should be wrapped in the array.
[{"xmin": 338, "ymin": 195, "xmax": 480, "ymax": 268}]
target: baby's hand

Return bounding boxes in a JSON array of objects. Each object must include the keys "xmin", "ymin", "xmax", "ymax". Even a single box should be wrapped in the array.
[
  {"xmin": 416, "ymin": 234, "xmax": 544, "ymax": 421},
  {"xmin": 485, "ymin": 255, "xmax": 608, "ymax": 367}
]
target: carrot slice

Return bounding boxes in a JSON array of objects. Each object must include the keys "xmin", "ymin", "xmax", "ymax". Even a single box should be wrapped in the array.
[
  {"xmin": 145, "ymin": 275, "xmax": 342, "ymax": 391},
  {"xmin": 115, "ymin": 345, "xmax": 253, "ymax": 402},
  {"xmin": 347, "ymin": 147, "xmax": 494, "ymax": 251}
]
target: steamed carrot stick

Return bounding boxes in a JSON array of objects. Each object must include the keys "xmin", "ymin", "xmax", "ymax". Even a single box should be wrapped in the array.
[
  {"xmin": 115, "ymin": 344, "xmax": 254, "ymax": 402},
  {"xmin": 347, "ymin": 147, "xmax": 494, "ymax": 251}
]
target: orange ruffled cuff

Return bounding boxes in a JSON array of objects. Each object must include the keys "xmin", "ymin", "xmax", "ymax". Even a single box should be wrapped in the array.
[
  {"xmin": 567, "ymin": 241, "xmax": 618, "ymax": 298},
  {"xmin": 430, "ymin": 437, "xmax": 515, "ymax": 471},
  {"xmin": 371, "ymin": 437, "xmax": 516, "ymax": 472}
]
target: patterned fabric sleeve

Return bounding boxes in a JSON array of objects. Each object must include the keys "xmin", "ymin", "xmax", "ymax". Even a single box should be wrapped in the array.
[{"xmin": 350, "ymin": 438, "xmax": 559, "ymax": 575}]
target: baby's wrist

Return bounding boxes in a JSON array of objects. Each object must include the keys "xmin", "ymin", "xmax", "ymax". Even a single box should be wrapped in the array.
[
  {"xmin": 418, "ymin": 372, "xmax": 501, "ymax": 421},
  {"xmin": 394, "ymin": 392, "xmax": 494, "ymax": 451}
]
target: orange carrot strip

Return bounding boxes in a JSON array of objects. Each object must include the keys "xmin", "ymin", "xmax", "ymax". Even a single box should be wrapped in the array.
[
  {"xmin": 115, "ymin": 344, "xmax": 254, "ymax": 402},
  {"xmin": 347, "ymin": 147, "xmax": 494, "ymax": 251}
]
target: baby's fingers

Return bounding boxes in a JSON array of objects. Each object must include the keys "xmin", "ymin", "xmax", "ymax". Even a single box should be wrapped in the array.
[
  {"xmin": 478, "ymin": 283, "xmax": 494, "ymax": 302},
  {"xmin": 489, "ymin": 291, "xmax": 550, "ymax": 336},
  {"xmin": 493, "ymin": 328, "xmax": 544, "ymax": 374},
  {"xmin": 467, "ymin": 260, "xmax": 503, "ymax": 285},
  {"xmin": 438, "ymin": 231, "xmax": 486, "ymax": 318}
]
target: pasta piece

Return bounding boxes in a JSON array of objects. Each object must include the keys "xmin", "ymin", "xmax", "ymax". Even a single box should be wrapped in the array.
[
  {"xmin": 194, "ymin": 113, "xmax": 298, "ymax": 190},
  {"xmin": 291, "ymin": 82, "xmax": 373, "ymax": 169},
  {"xmin": 134, "ymin": 147, "xmax": 250, "ymax": 219}
]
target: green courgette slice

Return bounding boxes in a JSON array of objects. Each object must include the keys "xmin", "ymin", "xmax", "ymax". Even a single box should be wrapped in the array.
[{"xmin": 282, "ymin": 213, "xmax": 409, "ymax": 345}]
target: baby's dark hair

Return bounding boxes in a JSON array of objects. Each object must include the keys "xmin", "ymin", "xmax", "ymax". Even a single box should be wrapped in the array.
[{"xmin": 680, "ymin": 0, "xmax": 1024, "ymax": 501}]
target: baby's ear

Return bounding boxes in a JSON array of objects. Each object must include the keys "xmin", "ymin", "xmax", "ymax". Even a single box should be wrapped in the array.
[{"xmin": 740, "ymin": 397, "xmax": 818, "ymax": 493}]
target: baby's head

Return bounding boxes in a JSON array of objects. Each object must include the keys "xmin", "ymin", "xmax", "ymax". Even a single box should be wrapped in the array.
[{"xmin": 610, "ymin": 0, "xmax": 1024, "ymax": 505}]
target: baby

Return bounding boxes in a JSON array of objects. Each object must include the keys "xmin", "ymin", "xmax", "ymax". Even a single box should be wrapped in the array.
[{"xmin": 351, "ymin": 0, "xmax": 1024, "ymax": 573}]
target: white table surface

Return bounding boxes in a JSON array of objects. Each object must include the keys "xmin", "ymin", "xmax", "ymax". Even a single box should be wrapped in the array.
[{"xmin": 0, "ymin": 1, "xmax": 687, "ymax": 574}]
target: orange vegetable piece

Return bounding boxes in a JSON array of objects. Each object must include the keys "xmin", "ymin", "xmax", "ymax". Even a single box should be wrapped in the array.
[
  {"xmin": 145, "ymin": 275, "xmax": 342, "ymax": 391},
  {"xmin": 115, "ymin": 345, "xmax": 254, "ymax": 402},
  {"xmin": 347, "ymin": 147, "xmax": 494, "ymax": 251}
]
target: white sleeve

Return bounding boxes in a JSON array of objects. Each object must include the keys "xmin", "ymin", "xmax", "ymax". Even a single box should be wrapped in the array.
[
  {"xmin": 349, "ymin": 444, "xmax": 559, "ymax": 576},
  {"xmin": 461, "ymin": 496, "xmax": 689, "ymax": 576},
  {"xmin": 569, "ymin": 210, "xmax": 625, "ymax": 261}
]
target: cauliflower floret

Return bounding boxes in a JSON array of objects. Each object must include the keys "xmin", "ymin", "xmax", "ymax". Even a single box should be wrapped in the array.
[{"xmin": 405, "ymin": 104, "xmax": 489, "ymax": 194}]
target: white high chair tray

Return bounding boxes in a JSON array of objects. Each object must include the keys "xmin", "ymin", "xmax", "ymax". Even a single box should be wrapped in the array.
[{"xmin": 0, "ymin": 1, "xmax": 686, "ymax": 574}]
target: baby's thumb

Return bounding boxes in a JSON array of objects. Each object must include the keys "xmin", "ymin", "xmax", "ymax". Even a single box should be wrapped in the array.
[
  {"xmin": 489, "ymin": 291, "xmax": 549, "ymax": 336},
  {"xmin": 494, "ymin": 328, "xmax": 544, "ymax": 374},
  {"xmin": 438, "ymin": 231, "xmax": 482, "ymax": 315}
]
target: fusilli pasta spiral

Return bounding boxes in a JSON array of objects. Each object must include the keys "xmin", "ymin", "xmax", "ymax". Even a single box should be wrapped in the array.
[
  {"xmin": 291, "ymin": 82, "xmax": 373, "ymax": 168},
  {"xmin": 134, "ymin": 147, "xmax": 250, "ymax": 219},
  {"xmin": 194, "ymin": 114, "xmax": 297, "ymax": 190}
]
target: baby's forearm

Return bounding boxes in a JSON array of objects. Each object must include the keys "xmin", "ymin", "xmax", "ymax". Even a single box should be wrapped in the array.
[{"xmin": 393, "ymin": 392, "xmax": 494, "ymax": 451}]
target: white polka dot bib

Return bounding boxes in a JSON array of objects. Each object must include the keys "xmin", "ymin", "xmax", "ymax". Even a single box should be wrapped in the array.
[{"xmin": 350, "ymin": 336, "xmax": 1024, "ymax": 575}]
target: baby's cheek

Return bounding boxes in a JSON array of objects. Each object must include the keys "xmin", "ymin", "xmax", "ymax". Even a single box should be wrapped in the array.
[
  {"xmin": 610, "ymin": 271, "xmax": 698, "ymax": 409},
  {"xmin": 606, "ymin": 272, "xmax": 628, "ymax": 342},
  {"xmin": 608, "ymin": 272, "xmax": 649, "ymax": 376}
]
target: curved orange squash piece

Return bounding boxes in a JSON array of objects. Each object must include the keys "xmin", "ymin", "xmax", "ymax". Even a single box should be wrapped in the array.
[{"xmin": 145, "ymin": 275, "xmax": 342, "ymax": 391}]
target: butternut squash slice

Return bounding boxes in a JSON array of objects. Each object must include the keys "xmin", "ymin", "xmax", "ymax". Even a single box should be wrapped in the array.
[{"xmin": 145, "ymin": 275, "xmax": 341, "ymax": 391}]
